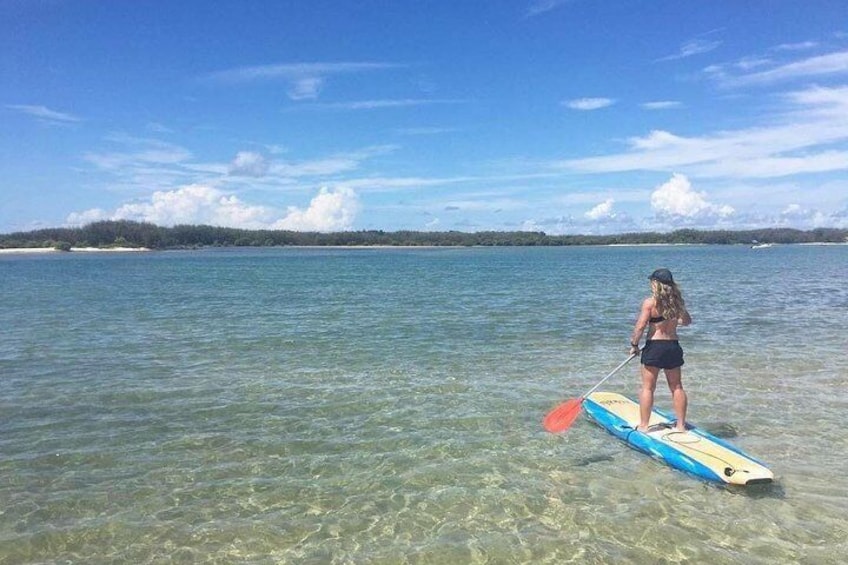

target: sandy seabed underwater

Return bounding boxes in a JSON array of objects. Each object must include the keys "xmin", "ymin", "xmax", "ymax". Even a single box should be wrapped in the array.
[{"xmin": 1, "ymin": 244, "xmax": 846, "ymax": 564}]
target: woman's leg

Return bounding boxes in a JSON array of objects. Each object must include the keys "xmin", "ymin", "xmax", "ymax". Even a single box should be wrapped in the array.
[
  {"xmin": 638, "ymin": 365, "xmax": 660, "ymax": 431},
  {"xmin": 664, "ymin": 367, "xmax": 687, "ymax": 431}
]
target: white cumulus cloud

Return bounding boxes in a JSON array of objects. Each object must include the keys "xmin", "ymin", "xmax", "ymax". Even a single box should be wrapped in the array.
[
  {"xmin": 779, "ymin": 203, "xmax": 831, "ymax": 227},
  {"xmin": 229, "ymin": 151, "xmax": 269, "ymax": 177},
  {"xmin": 650, "ymin": 174, "xmax": 734, "ymax": 218},
  {"xmin": 585, "ymin": 198, "xmax": 616, "ymax": 220},
  {"xmin": 66, "ymin": 184, "xmax": 361, "ymax": 231},
  {"xmin": 66, "ymin": 208, "xmax": 110, "ymax": 226},
  {"xmin": 82, "ymin": 185, "xmax": 272, "ymax": 228},
  {"xmin": 273, "ymin": 186, "xmax": 360, "ymax": 232}
]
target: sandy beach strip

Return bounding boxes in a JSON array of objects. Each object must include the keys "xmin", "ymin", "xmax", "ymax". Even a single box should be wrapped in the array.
[
  {"xmin": 0, "ymin": 247, "xmax": 58, "ymax": 254},
  {"xmin": 0, "ymin": 247, "xmax": 151, "ymax": 254}
]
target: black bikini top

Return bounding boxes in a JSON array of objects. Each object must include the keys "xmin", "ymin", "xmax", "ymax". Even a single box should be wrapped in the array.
[{"xmin": 649, "ymin": 315, "xmax": 666, "ymax": 324}]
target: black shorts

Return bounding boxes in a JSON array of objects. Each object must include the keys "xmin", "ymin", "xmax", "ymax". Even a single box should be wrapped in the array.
[{"xmin": 641, "ymin": 340, "xmax": 684, "ymax": 369}]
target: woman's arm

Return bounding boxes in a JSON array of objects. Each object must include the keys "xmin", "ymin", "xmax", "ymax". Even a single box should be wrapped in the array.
[
  {"xmin": 678, "ymin": 308, "xmax": 692, "ymax": 326},
  {"xmin": 630, "ymin": 298, "xmax": 653, "ymax": 353}
]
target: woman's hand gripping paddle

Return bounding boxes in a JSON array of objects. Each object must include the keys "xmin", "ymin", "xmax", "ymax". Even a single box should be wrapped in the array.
[{"xmin": 543, "ymin": 353, "xmax": 637, "ymax": 433}]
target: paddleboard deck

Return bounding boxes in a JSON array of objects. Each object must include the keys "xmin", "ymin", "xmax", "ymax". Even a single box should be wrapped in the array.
[{"xmin": 582, "ymin": 392, "xmax": 774, "ymax": 486}]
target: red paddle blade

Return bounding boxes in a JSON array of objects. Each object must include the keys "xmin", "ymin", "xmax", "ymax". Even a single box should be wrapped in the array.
[{"xmin": 543, "ymin": 398, "xmax": 584, "ymax": 433}]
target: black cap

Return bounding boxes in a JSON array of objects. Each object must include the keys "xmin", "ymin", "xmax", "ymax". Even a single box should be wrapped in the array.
[{"xmin": 649, "ymin": 268, "xmax": 674, "ymax": 284}]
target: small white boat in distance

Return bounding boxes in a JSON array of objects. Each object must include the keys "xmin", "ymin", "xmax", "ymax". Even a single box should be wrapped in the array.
[{"xmin": 751, "ymin": 242, "xmax": 773, "ymax": 249}]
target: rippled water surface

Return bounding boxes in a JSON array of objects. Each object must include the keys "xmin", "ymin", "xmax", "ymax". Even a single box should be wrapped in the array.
[{"xmin": 1, "ymin": 245, "xmax": 846, "ymax": 564}]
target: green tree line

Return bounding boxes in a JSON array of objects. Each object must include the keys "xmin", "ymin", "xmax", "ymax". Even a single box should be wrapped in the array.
[{"xmin": 1, "ymin": 221, "xmax": 846, "ymax": 250}]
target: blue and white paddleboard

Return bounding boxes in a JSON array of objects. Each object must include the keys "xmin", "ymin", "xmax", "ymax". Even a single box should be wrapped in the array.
[{"xmin": 582, "ymin": 392, "xmax": 774, "ymax": 486}]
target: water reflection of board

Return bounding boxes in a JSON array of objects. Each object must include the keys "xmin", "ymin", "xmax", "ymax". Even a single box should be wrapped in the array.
[{"xmin": 583, "ymin": 392, "xmax": 773, "ymax": 486}]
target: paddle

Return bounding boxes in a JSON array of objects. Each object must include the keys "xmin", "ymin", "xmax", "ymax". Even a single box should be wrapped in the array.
[{"xmin": 543, "ymin": 353, "xmax": 637, "ymax": 433}]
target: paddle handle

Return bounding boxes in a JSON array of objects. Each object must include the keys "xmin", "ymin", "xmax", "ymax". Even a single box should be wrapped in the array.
[{"xmin": 581, "ymin": 353, "xmax": 637, "ymax": 399}]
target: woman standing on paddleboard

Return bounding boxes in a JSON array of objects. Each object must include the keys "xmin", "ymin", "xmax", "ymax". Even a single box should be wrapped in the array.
[{"xmin": 629, "ymin": 268, "xmax": 692, "ymax": 433}]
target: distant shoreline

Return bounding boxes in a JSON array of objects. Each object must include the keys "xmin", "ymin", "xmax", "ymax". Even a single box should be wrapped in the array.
[
  {"xmin": 3, "ymin": 242, "xmax": 847, "ymax": 255},
  {"xmin": 0, "ymin": 247, "xmax": 151, "ymax": 255},
  {"xmin": 2, "ymin": 221, "xmax": 846, "ymax": 249}
]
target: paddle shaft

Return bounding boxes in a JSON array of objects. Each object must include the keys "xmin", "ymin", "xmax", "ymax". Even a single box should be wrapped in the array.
[
  {"xmin": 579, "ymin": 353, "xmax": 637, "ymax": 400},
  {"xmin": 542, "ymin": 353, "xmax": 639, "ymax": 433}
]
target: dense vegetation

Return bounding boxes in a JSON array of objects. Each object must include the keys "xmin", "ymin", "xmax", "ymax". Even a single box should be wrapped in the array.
[{"xmin": 1, "ymin": 221, "xmax": 846, "ymax": 250}]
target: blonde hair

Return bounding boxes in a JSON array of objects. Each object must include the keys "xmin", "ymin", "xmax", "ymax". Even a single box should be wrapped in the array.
[{"xmin": 652, "ymin": 280, "xmax": 687, "ymax": 320}]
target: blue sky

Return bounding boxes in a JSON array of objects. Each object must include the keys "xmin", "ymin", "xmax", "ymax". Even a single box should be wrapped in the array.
[{"xmin": 3, "ymin": 1, "xmax": 848, "ymax": 234}]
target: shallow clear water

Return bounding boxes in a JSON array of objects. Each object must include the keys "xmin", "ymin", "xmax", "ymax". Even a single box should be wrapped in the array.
[{"xmin": 1, "ymin": 245, "xmax": 846, "ymax": 564}]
